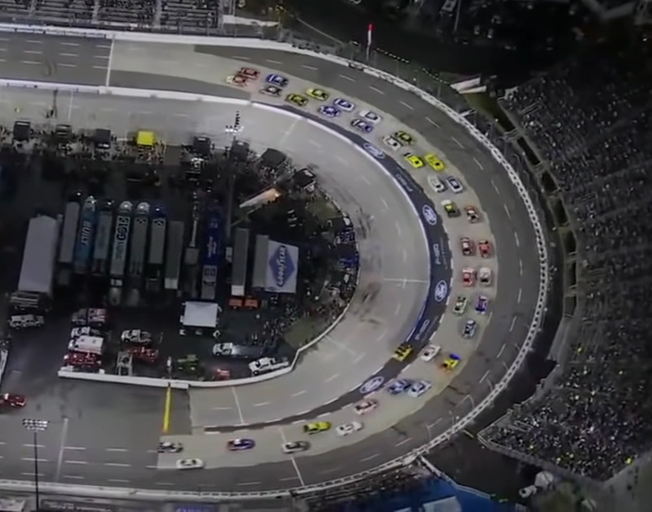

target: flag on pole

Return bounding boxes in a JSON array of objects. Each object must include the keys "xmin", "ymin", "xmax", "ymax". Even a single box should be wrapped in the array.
[{"xmin": 366, "ymin": 23, "xmax": 373, "ymax": 48}]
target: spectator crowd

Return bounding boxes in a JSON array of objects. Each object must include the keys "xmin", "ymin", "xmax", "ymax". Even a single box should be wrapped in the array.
[{"xmin": 482, "ymin": 36, "xmax": 652, "ymax": 482}]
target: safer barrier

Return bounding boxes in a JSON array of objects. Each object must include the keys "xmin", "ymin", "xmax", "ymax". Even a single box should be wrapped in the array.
[{"xmin": 0, "ymin": 30, "xmax": 549, "ymax": 501}]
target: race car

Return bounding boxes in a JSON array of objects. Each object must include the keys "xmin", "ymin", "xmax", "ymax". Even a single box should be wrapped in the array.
[
  {"xmin": 420, "ymin": 344, "xmax": 442, "ymax": 362},
  {"xmin": 282, "ymin": 441, "xmax": 310, "ymax": 454},
  {"xmin": 226, "ymin": 75, "xmax": 248, "ymax": 87},
  {"xmin": 354, "ymin": 399, "xmax": 378, "ymax": 415},
  {"xmin": 158, "ymin": 441, "xmax": 183, "ymax": 453},
  {"xmin": 358, "ymin": 110, "xmax": 382, "ymax": 124},
  {"xmin": 71, "ymin": 308, "xmax": 108, "ymax": 327},
  {"xmin": 63, "ymin": 352, "xmax": 101, "ymax": 370},
  {"xmin": 306, "ymin": 88, "xmax": 329, "ymax": 101},
  {"xmin": 403, "ymin": 153, "xmax": 424, "ymax": 169},
  {"xmin": 266, "ymin": 73, "xmax": 288, "ymax": 87},
  {"xmin": 237, "ymin": 67, "xmax": 259, "ymax": 80},
  {"xmin": 394, "ymin": 131, "xmax": 415, "ymax": 145},
  {"xmin": 333, "ymin": 98, "xmax": 355, "ymax": 111},
  {"xmin": 260, "ymin": 84, "xmax": 282, "ymax": 97},
  {"xmin": 430, "ymin": 177, "xmax": 446, "ymax": 193},
  {"xmin": 460, "ymin": 237, "xmax": 475, "ymax": 256},
  {"xmin": 0, "ymin": 393, "xmax": 26, "ymax": 408},
  {"xmin": 408, "ymin": 380, "xmax": 432, "ymax": 398},
  {"xmin": 304, "ymin": 421, "xmax": 331, "ymax": 434},
  {"xmin": 462, "ymin": 319, "xmax": 477, "ymax": 339},
  {"xmin": 393, "ymin": 343, "xmax": 413, "ymax": 362},
  {"xmin": 442, "ymin": 354, "xmax": 461, "ymax": 370},
  {"xmin": 453, "ymin": 296, "xmax": 468, "ymax": 315},
  {"xmin": 479, "ymin": 267, "xmax": 493, "ymax": 286},
  {"xmin": 285, "ymin": 93, "xmax": 308, "ymax": 107},
  {"xmin": 446, "ymin": 176, "xmax": 464, "ymax": 193},
  {"xmin": 462, "ymin": 268, "xmax": 476, "ymax": 287},
  {"xmin": 465, "ymin": 205, "xmax": 481, "ymax": 223},
  {"xmin": 424, "ymin": 153, "xmax": 445, "ymax": 171},
  {"xmin": 336, "ymin": 421, "xmax": 364, "ymax": 437},
  {"xmin": 350, "ymin": 118, "xmax": 374, "ymax": 133},
  {"xmin": 382, "ymin": 135, "xmax": 402, "ymax": 151},
  {"xmin": 479, "ymin": 240, "xmax": 492, "ymax": 258},
  {"xmin": 318, "ymin": 105, "xmax": 341, "ymax": 118},
  {"xmin": 227, "ymin": 438, "xmax": 256, "ymax": 451},
  {"xmin": 475, "ymin": 295, "xmax": 489, "ymax": 314},
  {"xmin": 176, "ymin": 458, "xmax": 204, "ymax": 470},
  {"xmin": 120, "ymin": 329, "xmax": 153, "ymax": 344},
  {"xmin": 442, "ymin": 200, "xmax": 460, "ymax": 218},
  {"xmin": 387, "ymin": 379, "xmax": 412, "ymax": 395}
]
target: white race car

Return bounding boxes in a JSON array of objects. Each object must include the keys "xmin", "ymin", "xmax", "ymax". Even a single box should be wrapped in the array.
[
  {"xmin": 336, "ymin": 421, "xmax": 364, "ymax": 437},
  {"xmin": 420, "ymin": 344, "xmax": 441, "ymax": 362},
  {"xmin": 176, "ymin": 458, "xmax": 204, "ymax": 469},
  {"xmin": 382, "ymin": 135, "xmax": 402, "ymax": 151},
  {"xmin": 282, "ymin": 441, "xmax": 310, "ymax": 454},
  {"xmin": 333, "ymin": 98, "xmax": 355, "ymax": 112},
  {"xmin": 407, "ymin": 380, "xmax": 432, "ymax": 398},
  {"xmin": 354, "ymin": 399, "xmax": 378, "ymax": 415},
  {"xmin": 358, "ymin": 110, "xmax": 382, "ymax": 124}
]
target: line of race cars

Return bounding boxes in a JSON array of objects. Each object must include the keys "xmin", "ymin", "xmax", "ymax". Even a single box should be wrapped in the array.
[{"xmin": 225, "ymin": 66, "xmax": 447, "ymax": 172}]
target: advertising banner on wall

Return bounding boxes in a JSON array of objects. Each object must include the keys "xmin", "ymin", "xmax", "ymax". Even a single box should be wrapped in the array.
[{"xmin": 264, "ymin": 240, "xmax": 299, "ymax": 294}]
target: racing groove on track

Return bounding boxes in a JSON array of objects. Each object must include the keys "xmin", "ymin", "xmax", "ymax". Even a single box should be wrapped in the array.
[{"xmin": 0, "ymin": 34, "xmax": 539, "ymax": 492}]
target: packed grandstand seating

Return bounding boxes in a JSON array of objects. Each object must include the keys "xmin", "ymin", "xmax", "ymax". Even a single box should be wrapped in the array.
[{"xmin": 482, "ymin": 37, "xmax": 652, "ymax": 482}]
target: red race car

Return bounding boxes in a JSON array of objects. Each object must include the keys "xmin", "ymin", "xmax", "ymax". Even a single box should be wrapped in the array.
[
  {"xmin": 462, "ymin": 268, "xmax": 476, "ymax": 287},
  {"xmin": 460, "ymin": 237, "xmax": 475, "ymax": 256},
  {"xmin": 479, "ymin": 240, "xmax": 492, "ymax": 258},
  {"xmin": 0, "ymin": 393, "xmax": 26, "ymax": 408},
  {"xmin": 63, "ymin": 352, "xmax": 101, "ymax": 369},
  {"xmin": 237, "ymin": 67, "xmax": 260, "ymax": 80},
  {"xmin": 128, "ymin": 346, "xmax": 159, "ymax": 364}
]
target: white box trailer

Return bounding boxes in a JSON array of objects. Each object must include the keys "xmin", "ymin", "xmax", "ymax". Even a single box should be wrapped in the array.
[{"xmin": 17, "ymin": 215, "xmax": 59, "ymax": 296}]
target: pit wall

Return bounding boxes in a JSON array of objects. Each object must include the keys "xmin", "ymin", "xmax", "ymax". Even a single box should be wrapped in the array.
[{"xmin": 0, "ymin": 26, "xmax": 549, "ymax": 501}]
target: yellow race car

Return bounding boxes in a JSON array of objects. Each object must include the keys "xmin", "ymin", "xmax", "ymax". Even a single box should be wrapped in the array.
[
  {"xmin": 442, "ymin": 354, "xmax": 461, "ymax": 370},
  {"xmin": 393, "ymin": 344, "xmax": 413, "ymax": 362},
  {"xmin": 424, "ymin": 153, "xmax": 445, "ymax": 171},
  {"xmin": 394, "ymin": 131, "xmax": 415, "ymax": 145},
  {"xmin": 404, "ymin": 153, "xmax": 425, "ymax": 169},
  {"xmin": 306, "ymin": 88, "xmax": 329, "ymax": 101},
  {"xmin": 285, "ymin": 93, "xmax": 308, "ymax": 107},
  {"xmin": 303, "ymin": 421, "xmax": 331, "ymax": 434}
]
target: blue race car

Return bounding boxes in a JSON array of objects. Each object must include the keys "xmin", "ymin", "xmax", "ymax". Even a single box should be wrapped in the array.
[
  {"xmin": 387, "ymin": 379, "xmax": 412, "ymax": 395},
  {"xmin": 333, "ymin": 98, "xmax": 355, "ymax": 112},
  {"xmin": 319, "ymin": 105, "xmax": 341, "ymax": 118},
  {"xmin": 266, "ymin": 74, "xmax": 288, "ymax": 88},
  {"xmin": 475, "ymin": 295, "xmax": 489, "ymax": 314},
  {"xmin": 227, "ymin": 438, "xmax": 255, "ymax": 451},
  {"xmin": 351, "ymin": 118, "xmax": 373, "ymax": 133}
]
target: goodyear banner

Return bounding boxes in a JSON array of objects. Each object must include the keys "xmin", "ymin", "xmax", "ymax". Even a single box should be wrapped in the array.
[{"xmin": 264, "ymin": 240, "xmax": 299, "ymax": 294}]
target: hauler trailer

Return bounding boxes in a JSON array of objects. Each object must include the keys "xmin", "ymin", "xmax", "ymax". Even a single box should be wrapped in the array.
[
  {"xmin": 146, "ymin": 206, "xmax": 167, "ymax": 292},
  {"xmin": 73, "ymin": 196, "xmax": 97, "ymax": 274},
  {"xmin": 165, "ymin": 221, "xmax": 184, "ymax": 291},
  {"xmin": 200, "ymin": 209, "xmax": 221, "ymax": 301},
  {"xmin": 57, "ymin": 194, "xmax": 81, "ymax": 285},
  {"xmin": 108, "ymin": 201, "xmax": 133, "ymax": 305},
  {"xmin": 12, "ymin": 215, "xmax": 59, "ymax": 310},
  {"xmin": 92, "ymin": 199, "xmax": 115, "ymax": 275},
  {"xmin": 183, "ymin": 200, "xmax": 202, "ymax": 297},
  {"xmin": 125, "ymin": 202, "xmax": 150, "ymax": 305}
]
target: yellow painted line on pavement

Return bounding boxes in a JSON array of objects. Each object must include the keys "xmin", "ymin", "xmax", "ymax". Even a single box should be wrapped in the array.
[{"xmin": 162, "ymin": 384, "xmax": 172, "ymax": 433}]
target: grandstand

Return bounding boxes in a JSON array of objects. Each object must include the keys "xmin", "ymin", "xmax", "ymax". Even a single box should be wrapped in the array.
[{"xmin": 477, "ymin": 32, "xmax": 652, "ymax": 495}]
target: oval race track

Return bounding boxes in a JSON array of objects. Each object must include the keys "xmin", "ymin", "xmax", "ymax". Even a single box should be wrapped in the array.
[{"xmin": 0, "ymin": 34, "xmax": 541, "ymax": 493}]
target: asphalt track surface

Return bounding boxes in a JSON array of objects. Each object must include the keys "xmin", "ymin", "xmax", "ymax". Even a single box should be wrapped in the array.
[{"xmin": 0, "ymin": 34, "xmax": 540, "ymax": 492}]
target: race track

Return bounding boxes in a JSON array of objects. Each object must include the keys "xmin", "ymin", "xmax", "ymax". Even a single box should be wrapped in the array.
[{"xmin": 0, "ymin": 33, "xmax": 540, "ymax": 492}]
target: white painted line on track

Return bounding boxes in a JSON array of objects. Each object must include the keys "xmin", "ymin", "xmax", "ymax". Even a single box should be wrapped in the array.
[
  {"xmin": 381, "ymin": 197, "xmax": 389, "ymax": 210},
  {"xmin": 59, "ymin": 52, "xmax": 78, "ymax": 57},
  {"xmin": 60, "ymin": 42, "xmax": 79, "ymax": 46},
  {"xmin": 21, "ymin": 472, "xmax": 44, "ymax": 477},
  {"xmin": 325, "ymin": 373, "xmax": 339, "ymax": 383},
  {"xmin": 480, "ymin": 370, "xmax": 490, "ymax": 383},
  {"xmin": 63, "ymin": 475, "xmax": 84, "ymax": 480},
  {"xmin": 504, "ymin": 204, "xmax": 512, "ymax": 219},
  {"xmin": 106, "ymin": 448, "xmax": 128, "ymax": 452},
  {"xmin": 473, "ymin": 157, "xmax": 484, "ymax": 170},
  {"xmin": 108, "ymin": 479, "xmax": 130, "ymax": 483},
  {"xmin": 231, "ymin": 55, "xmax": 250, "ymax": 60},
  {"xmin": 212, "ymin": 406, "xmax": 233, "ymax": 411},
  {"xmin": 59, "ymin": 63, "xmax": 76, "ymax": 68},
  {"xmin": 360, "ymin": 453, "xmax": 380, "ymax": 462},
  {"xmin": 400, "ymin": 101, "xmax": 414, "ymax": 110},
  {"xmin": 301, "ymin": 65, "xmax": 318, "ymax": 70},
  {"xmin": 514, "ymin": 232, "xmax": 520, "ymax": 247},
  {"xmin": 105, "ymin": 40, "xmax": 114, "ymax": 87},
  {"xmin": 369, "ymin": 86, "xmax": 384, "ymax": 95},
  {"xmin": 353, "ymin": 352, "xmax": 365, "ymax": 364},
  {"xmin": 155, "ymin": 482, "xmax": 173, "ymax": 486},
  {"xmin": 517, "ymin": 287, "xmax": 522, "ymax": 304},
  {"xmin": 497, "ymin": 342, "xmax": 507, "ymax": 358},
  {"xmin": 339, "ymin": 74, "xmax": 355, "ymax": 82},
  {"xmin": 291, "ymin": 390, "xmax": 306, "ymax": 397},
  {"xmin": 55, "ymin": 417, "xmax": 69, "ymax": 481},
  {"xmin": 395, "ymin": 437, "xmax": 412, "ymax": 447},
  {"xmin": 104, "ymin": 462, "xmax": 131, "ymax": 467},
  {"xmin": 23, "ymin": 444, "xmax": 44, "ymax": 448},
  {"xmin": 253, "ymin": 402, "xmax": 270, "ymax": 407},
  {"xmin": 265, "ymin": 59, "xmax": 283, "ymax": 64},
  {"xmin": 231, "ymin": 387, "xmax": 246, "ymax": 425},
  {"xmin": 64, "ymin": 460, "xmax": 87, "ymax": 465},
  {"xmin": 509, "ymin": 316, "xmax": 517, "ymax": 333},
  {"xmin": 237, "ymin": 481, "xmax": 262, "ymax": 486},
  {"xmin": 21, "ymin": 458, "xmax": 48, "ymax": 462},
  {"xmin": 395, "ymin": 221, "xmax": 402, "ymax": 236}
]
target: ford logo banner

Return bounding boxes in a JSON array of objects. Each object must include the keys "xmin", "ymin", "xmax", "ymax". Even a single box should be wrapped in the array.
[
  {"xmin": 359, "ymin": 376, "xmax": 385, "ymax": 394},
  {"xmin": 434, "ymin": 280, "xmax": 448, "ymax": 303},
  {"xmin": 422, "ymin": 205, "xmax": 438, "ymax": 225},
  {"xmin": 363, "ymin": 143, "xmax": 385, "ymax": 159}
]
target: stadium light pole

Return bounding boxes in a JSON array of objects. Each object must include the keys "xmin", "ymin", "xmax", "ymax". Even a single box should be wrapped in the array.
[{"xmin": 22, "ymin": 418, "xmax": 49, "ymax": 511}]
